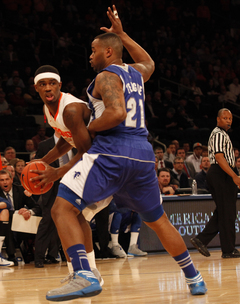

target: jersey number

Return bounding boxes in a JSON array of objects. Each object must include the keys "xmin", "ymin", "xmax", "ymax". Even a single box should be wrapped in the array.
[{"xmin": 125, "ymin": 98, "xmax": 145, "ymax": 128}]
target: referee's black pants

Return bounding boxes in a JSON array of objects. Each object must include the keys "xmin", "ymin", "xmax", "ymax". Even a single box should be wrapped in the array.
[{"xmin": 197, "ymin": 164, "xmax": 238, "ymax": 253}]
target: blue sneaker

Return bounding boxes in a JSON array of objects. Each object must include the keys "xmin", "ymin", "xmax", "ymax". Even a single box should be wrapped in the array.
[
  {"xmin": 46, "ymin": 270, "xmax": 102, "ymax": 301},
  {"xmin": 186, "ymin": 271, "xmax": 207, "ymax": 295}
]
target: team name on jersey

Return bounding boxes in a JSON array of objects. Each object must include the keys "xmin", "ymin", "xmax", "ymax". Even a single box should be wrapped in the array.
[
  {"xmin": 126, "ymin": 82, "xmax": 143, "ymax": 95},
  {"xmin": 53, "ymin": 126, "xmax": 72, "ymax": 138}
]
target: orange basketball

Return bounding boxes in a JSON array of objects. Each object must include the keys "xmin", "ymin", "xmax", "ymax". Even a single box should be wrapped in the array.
[{"xmin": 21, "ymin": 161, "xmax": 53, "ymax": 195}]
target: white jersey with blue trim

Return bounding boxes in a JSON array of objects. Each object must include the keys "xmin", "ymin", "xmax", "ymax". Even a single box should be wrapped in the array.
[
  {"xmin": 44, "ymin": 92, "xmax": 89, "ymax": 148},
  {"xmin": 87, "ymin": 64, "xmax": 148, "ymax": 137}
]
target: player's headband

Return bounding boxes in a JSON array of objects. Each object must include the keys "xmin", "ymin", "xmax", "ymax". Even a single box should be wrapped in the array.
[{"xmin": 34, "ymin": 72, "xmax": 61, "ymax": 85}]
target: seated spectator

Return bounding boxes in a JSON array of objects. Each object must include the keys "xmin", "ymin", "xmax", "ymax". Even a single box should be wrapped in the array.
[
  {"xmin": 234, "ymin": 148, "xmax": 240, "ymax": 160},
  {"xmin": 0, "ymin": 89, "xmax": 12, "ymax": 116},
  {"xmin": 176, "ymin": 147, "xmax": 195, "ymax": 178},
  {"xmin": 8, "ymin": 86, "xmax": 27, "ymax": 116},
  {"xmin": 163, "ymin": 107, "xmax": 178, "ymax": 130},
  {"xmin": 23, "ymin": 84, "xmax": 43, "ymax": 114},
  {"xmin": 0, "ymin": 196, "xmax": 14, "ymax": 266},
  {"xmin": 201, "ymin": 145, "xmax": 208, "ymax": 157},
  {"xmin": 4, "ymin": 147, "xmax": 16, "ymax": 163},
  {"xmin": 108, "ymin": 200, "xmax": 147, "ymax": 258},
  {"xmin": 163, "ymin": 143, "xmax": 176, "ymax": 163},
  {"xmin": 0, "ymin": 169, "xmax": 41, "ymax": 265},
  {"xmin": 158, "ymin": 168, "xmax": 178, "ymax": 195},
  {"xmin": 177, "ymin": 106, "xmax": 198, "ymax": 130},
  {"xmin": 13, "ymin": 159, "xmax": 26, "ymax": 185},
  {"xmin": 171, "ymin": 156, "xmax": 189, "ymax": 188},
  {"xmin": 154, "ymin": 146, "xmax": 173, "ymax": 170},
  {"xmin": 25, "ymin": 139, "xmax": 35, "ymax": 153},
  {"xmin": 1, "ymin": 156, "xmax": 8, "ymax": 167},
  {"xmin": 32, "ymin": 125, "xmax": 49, "ymax": 151},
  {"xmin": 235, "ymin": 157, "xmax": 240, "ymax": 176},
  {"xmin": 218, "ymin": 85, "xmax": 236, "ymax": 104},
  {"xmin": 186, "ymin": 142, "xmax": 203, "ymax": 175},
  {"xmin": 183, "ymin": 142, "xmax": 191, "ymax": 155},
  {"xmin": 6, "ymin": 70, "xmax": 25, "ymax": 92},
  {"xmin": 195, "ymin": 156, "xmax": 211, "ymax": 191},
  {"xmin": 228, "ymin": 77, "xmax": 240, "ymax": 102},
  {"xmin": 5, "ymin": 164, "xmax": 15, "ymax": 180}
]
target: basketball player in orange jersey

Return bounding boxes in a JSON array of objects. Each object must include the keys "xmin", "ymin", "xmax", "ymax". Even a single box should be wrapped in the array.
[{"xmin": 33, "ymin": 64, "xmax": 112, "ymax": 285}]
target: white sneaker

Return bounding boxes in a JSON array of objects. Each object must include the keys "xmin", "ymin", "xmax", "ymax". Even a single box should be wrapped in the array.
[
  {"xmin": 127, "ymin": 244, "xmax": 148, "ymax": 257},
  {"xmin": 0, "ymin": 256, "xmax": 14, "ymax": 267},
  {"xmin": 111, "ymin": 245, "xmax": 127, "ymax": 258},
  {"xmin": 91, "ymin": 268, "xmax": 104, "ymax": 286}
]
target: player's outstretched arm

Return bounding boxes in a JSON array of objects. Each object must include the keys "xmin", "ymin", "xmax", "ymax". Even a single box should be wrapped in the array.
[{"xmin": 100, "ymin": 5, "xmax": 155, "ymax": 82}]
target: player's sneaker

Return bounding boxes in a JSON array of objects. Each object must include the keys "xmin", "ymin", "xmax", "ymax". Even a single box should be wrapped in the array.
[
  {"xmin": 46, "ymin": 270, "xmax": 102, "ymax": 301},
  {"xmin": 186, "ymin": 271, "xmax": 207, "ymax": 295},
  {"xmin": 91, "ymin": 268, "xmax": 104, "ymax": 286},
  {"xmin": 111, "ymin": 245, "xmax": 127, "ymax": 258},
  {"xmin": 0, "ymin": 254, "xmax": 14, "ymax": 267},
  {"xmin": 127, "ymin": 244, "xmax": 148, "ymax": 257}
]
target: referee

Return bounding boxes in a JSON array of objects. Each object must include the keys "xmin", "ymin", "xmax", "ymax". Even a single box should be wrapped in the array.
[{"xmin": 191, "ymin": 108, "xmax": 240, "ymax": 258}]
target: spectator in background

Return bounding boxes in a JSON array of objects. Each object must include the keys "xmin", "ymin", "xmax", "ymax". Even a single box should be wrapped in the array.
[
  {"xmin": 25, "ymin": 139, "xmax": 35, "ymax": 153},
  {"xmin": 0, "ymin": 89, "xmax": 12, "ymax": 116},
  {"xmin": 32, "ymin": 125, "xmax": 49, "ymax": 151},
  {"xmin": 171, "ymin": 156, "xmax": 189, "ymax": 188},
  {"xmin": 234, "ymin": 148, "xmax": 240, "ymax": 160},
  {"xmin": 13, "ymin": 159, "xmax": 26, "ymax": 185},
  {"xmin": 186, "ymin": 142, "xmax": 203, "ymax": 175},
  {"xmin": 229, "ymin": 77, "xmax": 240, "ymax": 102},
  {"xmin": 176, "ymin": 147, "xmax": 195, "ymax": 178},
  {"xmin": 154, "ymin": 146, "xmax": 173, "ymax": 170},
  {"xmin": 235, "ymin": 157, "xmax": 240, "ymax": 176},
  {"xmin": 23, "ymin": 84, "xmax": 43, "ymax": 114},
  {"xmin": 6, "ymin": 70, "xmax": 25, "ymax": 91},
  {"xmin": 201, "ymin": 145, "xmax": 208, "ymax": 157},
  {"xmin": 163, "ymin": 143, "xmax": 176, "ymax": 163},
  {"xmin": 218, "ymin": 85, "xmax": 236, "ymax": 104},
  {"xmin": 158, "ymin": 168, "xmax": 177, "ymax": 195},
  {"xmin": 195, "ymin": 156, "xmax": 211, "ymax": 191},
  {"xmin": 1, "ymin": 156, "xmax": 8, "ymax": 167},
  {"xmin": 183, "ymin": 142, "xmax": 191, "ymax": 155},
  {"xmin": 4, "ymin": 147, "xmax": 16, "ymax": 163},
  {"xmin": 8, "ymin": 86, "xmax": 27, "ymax": 116}
]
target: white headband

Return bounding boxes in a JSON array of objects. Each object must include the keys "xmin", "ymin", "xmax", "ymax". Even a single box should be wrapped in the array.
[{"xmin": 34, "ymin": 72, "xmax": 61, "ymax": 84}]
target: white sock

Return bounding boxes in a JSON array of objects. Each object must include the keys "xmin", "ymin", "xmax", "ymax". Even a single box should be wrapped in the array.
[
  {"xmin": 129, "ymin": 232, "xmax": 139, "ymax": 247},
  {"xmin": 67, "ymin": 261, "xmax": 73, "ymax": 273},
  {"xmin": 111, "ymin": 234, "xmax": 119, "ymax": 246},
  {"xmin": 87, "ymin": 250, "xmax": 96, "ymax": 269},
  {"xmin": 0, "ymin": 236, "xmax": 5, "ymax": 253},
  {"xmin": 67, "ymin": 250, "xmax": 97, "ymax": 273}
]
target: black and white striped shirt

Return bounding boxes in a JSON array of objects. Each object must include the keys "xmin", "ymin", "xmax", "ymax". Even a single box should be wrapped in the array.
[{"xmin": 208, "ymin": 126, "xmax": 235, "ymax": 167}]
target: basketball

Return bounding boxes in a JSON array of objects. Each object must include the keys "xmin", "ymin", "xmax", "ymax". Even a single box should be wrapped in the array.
[{"xmin": 21, "ymin": 161, "xmax": 53, "ymax": 195}]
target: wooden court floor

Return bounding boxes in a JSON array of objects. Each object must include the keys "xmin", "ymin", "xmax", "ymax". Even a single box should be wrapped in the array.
[{"xmin": 1, "ymin": 249, "xmax": 240, "ymax": 304}]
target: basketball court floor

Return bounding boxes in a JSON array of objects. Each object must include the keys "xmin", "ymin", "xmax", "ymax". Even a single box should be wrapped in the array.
[{"xmin": 1, "ymin": 249, "xmax": 240, "ymax": 304}]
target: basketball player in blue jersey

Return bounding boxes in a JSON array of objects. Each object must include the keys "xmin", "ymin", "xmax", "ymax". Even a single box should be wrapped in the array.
[{"xmin": 45, "ymin": 5, "xmax": 207, "ymax": 301}]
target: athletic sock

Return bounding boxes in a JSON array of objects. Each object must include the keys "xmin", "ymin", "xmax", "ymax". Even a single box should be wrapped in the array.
[
  {"xmin": 66, "ymin": 244, "xmax": 91, "ymax": 272},
  {"xmin": 129, "ymin": 232, "xmax": 139, "ymax": 247},
  {"xmin": 87, "ymin": 250, "xmax": 96, "ymax": 269},
  {"xmin": 111, "ymin": 233, "xmax": 119, "ymax": 246},
  {"xmin": 173, "ymin": 250, "xmax": 198, "ymax": 278}
]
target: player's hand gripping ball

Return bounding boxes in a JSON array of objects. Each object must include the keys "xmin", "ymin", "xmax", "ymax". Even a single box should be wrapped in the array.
[{"xmin": 21, "ymin": 161, "xmax": 53, "ymax": 195}]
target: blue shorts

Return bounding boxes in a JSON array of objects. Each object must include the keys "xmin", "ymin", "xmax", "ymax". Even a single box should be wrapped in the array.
[{"xmin": 58, "ymin": 134, "xmax": 164, "ymax": 222}]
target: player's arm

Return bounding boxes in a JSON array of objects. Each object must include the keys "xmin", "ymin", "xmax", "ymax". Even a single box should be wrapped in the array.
[
  {"xmin": 56, "ymin": 102, "xmax": 92, "ymax": 178},
  {"xmin": 100, "ymin": 5, "xmax": 155, "ymax": 82},
  {"xmin": 87, "ymin": 71, "xmax": 127, "ymax": 137},
  {"xmin": 32, "ymin": 104, "xmax": 92, "ymax": 186},
  {"xmin": 215, "ymin": 153, "xmax": 240, "ymax": 187},
  {"xmin": 38, "ymin": 137, "xmax": 72, "ymax": 165}
]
